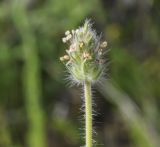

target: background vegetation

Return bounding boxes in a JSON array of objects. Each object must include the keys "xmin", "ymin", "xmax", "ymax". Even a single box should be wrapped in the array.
[{"xmin": 0, "ymin": 0, "xmax": 160, "ymax": 147}]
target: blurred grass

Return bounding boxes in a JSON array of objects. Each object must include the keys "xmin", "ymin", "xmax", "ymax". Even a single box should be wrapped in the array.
[
  {"xmin": 12, "ymin": 1, "xmax": 46, "ymax": 147},
  {"xmin": 98, "ymin": 80, "xmax": 158, "ymax": 147},
  {"xmin": 0, "ymin": 108, "xmax": 12, "ymax": 147}
]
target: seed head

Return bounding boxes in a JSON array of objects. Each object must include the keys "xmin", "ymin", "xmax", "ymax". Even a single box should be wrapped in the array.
[{"xmin": 60, "ymin": 19, "xmax": 108, "ymax": 84}]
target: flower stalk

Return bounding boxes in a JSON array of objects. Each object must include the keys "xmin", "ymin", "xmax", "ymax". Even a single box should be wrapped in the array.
[
  {"xmin": 60, "ymin": 19, "xmax": 108, "ymax": 147},
  {"xmin": 84, "ymin": 80, "xmax": 92, "ymax": 147}
]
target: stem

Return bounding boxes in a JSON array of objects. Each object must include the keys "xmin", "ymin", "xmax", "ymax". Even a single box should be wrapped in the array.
[{"xmin": 84, "ymin": 81, "xmax": 92, "ymax": 147}]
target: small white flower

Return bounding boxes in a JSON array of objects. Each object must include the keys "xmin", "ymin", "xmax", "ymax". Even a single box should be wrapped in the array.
[
  {"xmin": 62, "ymin": 37, "xmax": 67, "ymax": 43},
  {"xmin": 65, "ymin": 30, "xmax": 70, "ymax": 36},
  {"xmin": 66, "ymin": 34, "xmax": 72, "ymax": 40}
]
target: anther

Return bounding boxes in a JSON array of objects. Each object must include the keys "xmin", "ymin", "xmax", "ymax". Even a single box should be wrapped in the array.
[
  {"xmin": 65, "ymin": 30, "xmax": 70, "ymax": 36},
  {"xmin": 63, "ymin": 55, "xmax": 70, "ymax": 60},
  {"xmin": 62, "ymin": 37, "xmax": 67, "ymax": 43},
  {"xmin": 79, "ymin": 42, "xmax": 84, "ymax": 48},
  {"xmin": 66, "ymin": 34, "xmax": 72, "ymax": 40},
  {"xmin": 100, "ymin": 41, "xmax": 107, "ymax": 48}
]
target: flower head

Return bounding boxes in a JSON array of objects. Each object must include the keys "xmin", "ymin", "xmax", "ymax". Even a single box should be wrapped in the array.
[{"xmin": 60, "ymin": 19, "xmax": 108, "ymax": 85}]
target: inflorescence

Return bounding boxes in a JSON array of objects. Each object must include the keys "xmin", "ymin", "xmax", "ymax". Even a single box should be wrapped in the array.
[{"xmin": 60, "ymin": 20, "xmax": 108, "ymax": 84}]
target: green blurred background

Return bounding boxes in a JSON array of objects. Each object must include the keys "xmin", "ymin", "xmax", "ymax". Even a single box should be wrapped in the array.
[{"xmin": 0, "ymin": 0, "xmax": 160, "ymax": 147}]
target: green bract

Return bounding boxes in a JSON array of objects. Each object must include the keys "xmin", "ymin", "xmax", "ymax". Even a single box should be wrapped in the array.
[{"xmin": 60, "ymin": 20, "xmax": 107, "ymax": 84}]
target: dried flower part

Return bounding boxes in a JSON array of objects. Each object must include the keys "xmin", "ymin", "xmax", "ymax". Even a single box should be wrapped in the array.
[
  {"xmin": 60, "ymin": 19, "xmax": 108, "ymax": 84},
  {"xmin": 83, "ymin": 52, "xmax": 92, "ymax": 60},
  {"xmin": 60, "ymin": 55, "xmax": 70, "ymax": 61},
  {"xmin": 63, "ymin": 55, "xmax": 70, "ymax": 60},
  {"xmin": 100, "ymin": 41, "xmax": 108, "ymax": 48}
]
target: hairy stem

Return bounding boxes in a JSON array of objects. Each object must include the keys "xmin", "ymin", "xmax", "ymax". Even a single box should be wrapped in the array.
[{"xmin": 84, "ymin": 81, "xmax": 92, "ymax": 147}]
